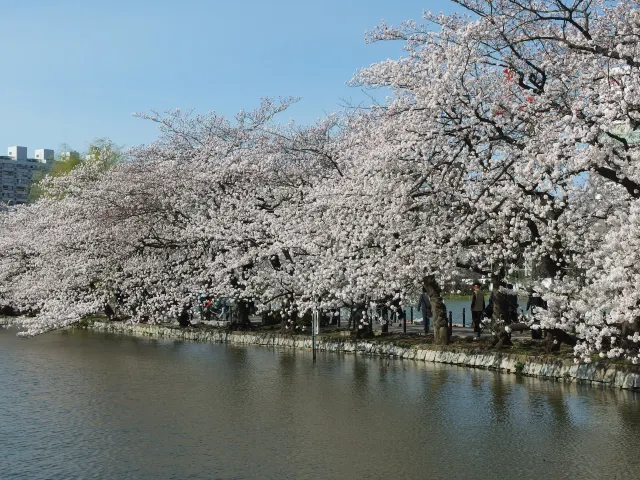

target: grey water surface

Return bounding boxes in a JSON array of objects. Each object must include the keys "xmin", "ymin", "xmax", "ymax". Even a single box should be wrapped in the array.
[{"xmin": 1, "ymin": 327, "xmax": 639, "ymax": 480}]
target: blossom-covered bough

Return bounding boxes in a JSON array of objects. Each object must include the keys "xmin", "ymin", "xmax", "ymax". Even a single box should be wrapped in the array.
[
  {"xmin": 350, "ymin": 0, "xmax": 640, "ymax": 358},
  {"xmin": 1, "ymin": 0, "xmax": 640, "ymax": 361}
]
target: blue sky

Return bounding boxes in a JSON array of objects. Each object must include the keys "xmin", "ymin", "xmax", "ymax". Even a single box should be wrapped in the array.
[{"xmin": 1, "ymin": 0, "xmax": 456, "ymax": 156}]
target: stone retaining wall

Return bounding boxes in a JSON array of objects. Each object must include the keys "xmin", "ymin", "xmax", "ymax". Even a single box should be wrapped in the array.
[{"xmin": 86, "ymin": 321, "xmax": 640, "ymax": 390}]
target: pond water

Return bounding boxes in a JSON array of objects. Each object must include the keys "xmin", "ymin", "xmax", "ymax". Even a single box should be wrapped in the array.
[{"xmin": 1, "ymin": 326, "xmax": 639, "ymax": 479}]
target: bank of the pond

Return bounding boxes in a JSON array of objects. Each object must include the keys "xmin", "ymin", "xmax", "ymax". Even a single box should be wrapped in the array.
[{"xmin": 78, "ymin": 320, "xmax": 639, "ymax": 391}]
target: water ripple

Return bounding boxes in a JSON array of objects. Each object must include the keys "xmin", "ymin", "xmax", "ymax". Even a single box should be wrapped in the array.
[{"xmin": 1, "ymin": 328, "xmax": 639, "ymax": 479}]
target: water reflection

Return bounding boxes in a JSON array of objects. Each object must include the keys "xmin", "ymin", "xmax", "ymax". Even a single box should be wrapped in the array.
[{"xmin": 1, "ymin": 327, "xmax": 638, "ymax": 480}]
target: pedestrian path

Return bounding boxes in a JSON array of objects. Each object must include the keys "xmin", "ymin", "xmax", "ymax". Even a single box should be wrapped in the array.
[{"xmin": 380, "ymin": 321, "xmax": 531, "ymax": 339}]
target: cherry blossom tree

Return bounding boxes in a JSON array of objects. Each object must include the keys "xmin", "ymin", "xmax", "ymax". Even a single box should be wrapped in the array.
[
  {"xmin": 350, "ymin": 0, "xmax": 640, "ymax": 350},
  {"xmin": 2, "ymin": 0, "xmax": 640, "ymax": 363}
]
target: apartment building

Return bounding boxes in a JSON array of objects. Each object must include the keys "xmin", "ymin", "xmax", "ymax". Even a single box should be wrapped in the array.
[{"xmin": 0, "ymin": 146, "xmax": 53, "ymax": 205}]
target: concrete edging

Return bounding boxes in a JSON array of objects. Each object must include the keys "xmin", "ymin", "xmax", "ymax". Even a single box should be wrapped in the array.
[{"xmin": 85, "ymin": 321, "xmax": 640, "ymax": 390}]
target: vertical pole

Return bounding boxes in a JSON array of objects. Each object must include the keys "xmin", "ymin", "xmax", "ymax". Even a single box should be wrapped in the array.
[
  {"xmin": 410, "ymin": 306, "xmax": 413, "ymax": 324},
  {"xmin": 462, "ymin": 308, "xmax": 466, "ymax": 328},
  {"xmin": 312, "ymin": 310, "xmax": 317, "ymax": 362},
  {"xmin": 448, "ymin": 310, "xmax": 453, "ymax": 338}
]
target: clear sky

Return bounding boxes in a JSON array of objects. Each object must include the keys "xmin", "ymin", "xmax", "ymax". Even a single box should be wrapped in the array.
[{"xmin": 1, "ymin": 0, "xmax": 457, "ymax": 156}]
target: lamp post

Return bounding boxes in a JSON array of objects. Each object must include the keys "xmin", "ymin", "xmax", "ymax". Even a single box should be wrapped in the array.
[{"xmin": 311, "ymin": 309, "xmax": 319, "ymax": 362}]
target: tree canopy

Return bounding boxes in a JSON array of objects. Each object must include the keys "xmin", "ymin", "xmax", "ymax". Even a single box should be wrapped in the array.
[
  {"xmin": 29, "ymin": 138, "xmax": 125, "ymax": 201},
  {"xmin": 3, "ymin": 0, "xmax": 640, "ymax": 363}
]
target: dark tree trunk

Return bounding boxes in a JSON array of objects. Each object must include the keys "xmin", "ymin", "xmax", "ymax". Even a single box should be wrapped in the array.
[
  {"xmin": 490, "ymin": 270, "xmax": 513, "ymax": 348},
  {"xmin": 231, "ymin": 300, "xmax": 253, "ymax": 330},
  {"xmin": 424, "ymin": 275, "xmax": 449, "ymax": 345},
  {"xmin": 103, "ymin": 303, "xmax": 115, "ymax": 321},
  {"xmin": 261, "ymin": 309, "xmax": 281, "ymax": 326},
  {"xmin": 352, "ymin": 303, "xmax": 373, "ymax": 339},
  {"xmin": 491, "ymin": 272, "xmax": 509, "ymax": 324},
  {"xmin": 545, "ymin": 328, "xmax": 577, "ymax": 352},
  {"xmin": 538, "ymin": 239, "xmax": 566, "ymax": 280},
  {"xmin": 301, "ymin": 310, "xmax": 312, "ymax": 331},
  {"xmin": 236, "ymin": 300, "xmax": 250, "ymax": 324},
  {"xmin": 229, "ymin": 268, "xmax": 255, "ymax": 331},
  {"xmin": 280, "ymin": 296, "xmax": 297, "ymax": 333},
  {"xmin": 331, "ymin": 309, "xmax": 339, "ymax": 326},
  {"xmin": 177, "ymin": 304, "xmax": 191, "ymax": 328},
  {"xmin": 621, "ymin": 318, "xmax": 640, "ymax": 350},
  {"xmin": 535, "ymin": 243, "xmax": 570, "ymax": 350},
  {"xmin": 290, "ymin": 308, "xmax": 298, "ymax": 333},
  {"xmin": 0, "ymin": 304, "xmax": 18, "ymax": 316}
]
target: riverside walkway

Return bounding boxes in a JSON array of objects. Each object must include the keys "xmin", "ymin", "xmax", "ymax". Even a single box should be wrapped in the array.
[
  {"xmin": 239, "ymin": 316, "xmax": 533, "ymax": 340},
  {"xmin": 382, "ymin": 321, "xmax": 530, "ymax": 338}
]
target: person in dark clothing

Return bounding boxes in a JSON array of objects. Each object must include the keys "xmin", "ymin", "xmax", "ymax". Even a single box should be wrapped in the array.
[
  {"xmin": 417, "ymin": 288, "xmax": 432, "ymax": 333},
  {"xmin": 178, "ymin": 304, "xmax": 191, "ymax": 328},
  {"xmin": 103, "ymin": 302, "xmax": 115, "ymax": 321},
  {"xmin": 506, "ymin": 284, "xmax": 519, "ymax": 324},
  {"xmin": 397, "ymin": 305, "xmax": 406, "ymax": 327},
  {"xmin": 471, "ymin": 282, "xmax": 486, "ymax": 338},
  {"xmin": 484, "ymin": 292, "xmax": 494, "ymax": 320}
]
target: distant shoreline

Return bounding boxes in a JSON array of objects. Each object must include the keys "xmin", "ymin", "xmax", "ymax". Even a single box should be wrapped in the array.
[
  {"xmin": 82, "ymin": 320, "xmax": 640, "ymax": 391},
  {"xmin": 442, "ymin": 294, "xmax": 530, "ymax": 301},
  {"xmin": 3, "ymin": 316, "xmax": 636, "ymax": 390}
]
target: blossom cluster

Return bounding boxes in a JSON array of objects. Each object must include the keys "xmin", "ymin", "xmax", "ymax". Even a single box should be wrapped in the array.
[{"xmin": 1, "ymin": 1, "xmax": 639, "ymax": 361}]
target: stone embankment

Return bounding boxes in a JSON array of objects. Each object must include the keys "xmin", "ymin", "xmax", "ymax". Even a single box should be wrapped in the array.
[{"xmin": 85, "ymin": 321, "xmax": 640, "ymax": 390}]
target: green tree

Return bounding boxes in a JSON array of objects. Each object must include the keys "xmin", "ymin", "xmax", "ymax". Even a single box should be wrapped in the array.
[
  {"xmin": 29, "ymin": 145, "xmax": 81, "ymax": 201},
  {"xmin": 85, "ymin": 137, "xmax": 125, "ymax": 172},
  {"xmin": 29, "ymin": 138, "xmax": 125, "ymax": 201}
]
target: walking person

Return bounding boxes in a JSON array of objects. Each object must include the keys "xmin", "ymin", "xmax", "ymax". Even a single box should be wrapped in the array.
[
  {"xmin": 484, "ymin": 292, "xmax": 494, "ymax": 320},
  {"xmin": 506, "ymin": 284, "xmax": 518, "ymax": 324},
  {"xmin": 417, "ymin": 288, "xmax": 432, "ymax": 334},
  {"xmin": 397, "ymin": 304, "xmax": 406, "ymax": 327},
  {"xmin": 471, "ymin": 282, "xmax": 485, "ymax": 338}
]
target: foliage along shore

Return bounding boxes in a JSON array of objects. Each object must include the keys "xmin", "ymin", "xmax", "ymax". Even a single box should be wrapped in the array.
[
  {"xmin": 2, "ymin": 0, "xmax": 640, "ymax": 365},
  {"xmin": 70, "ymin": 319, "xmax": 640, "ymax": 391},
  {"xmin": 3, "ymin": 315, "xmax": 638, "ymax": 388}
]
